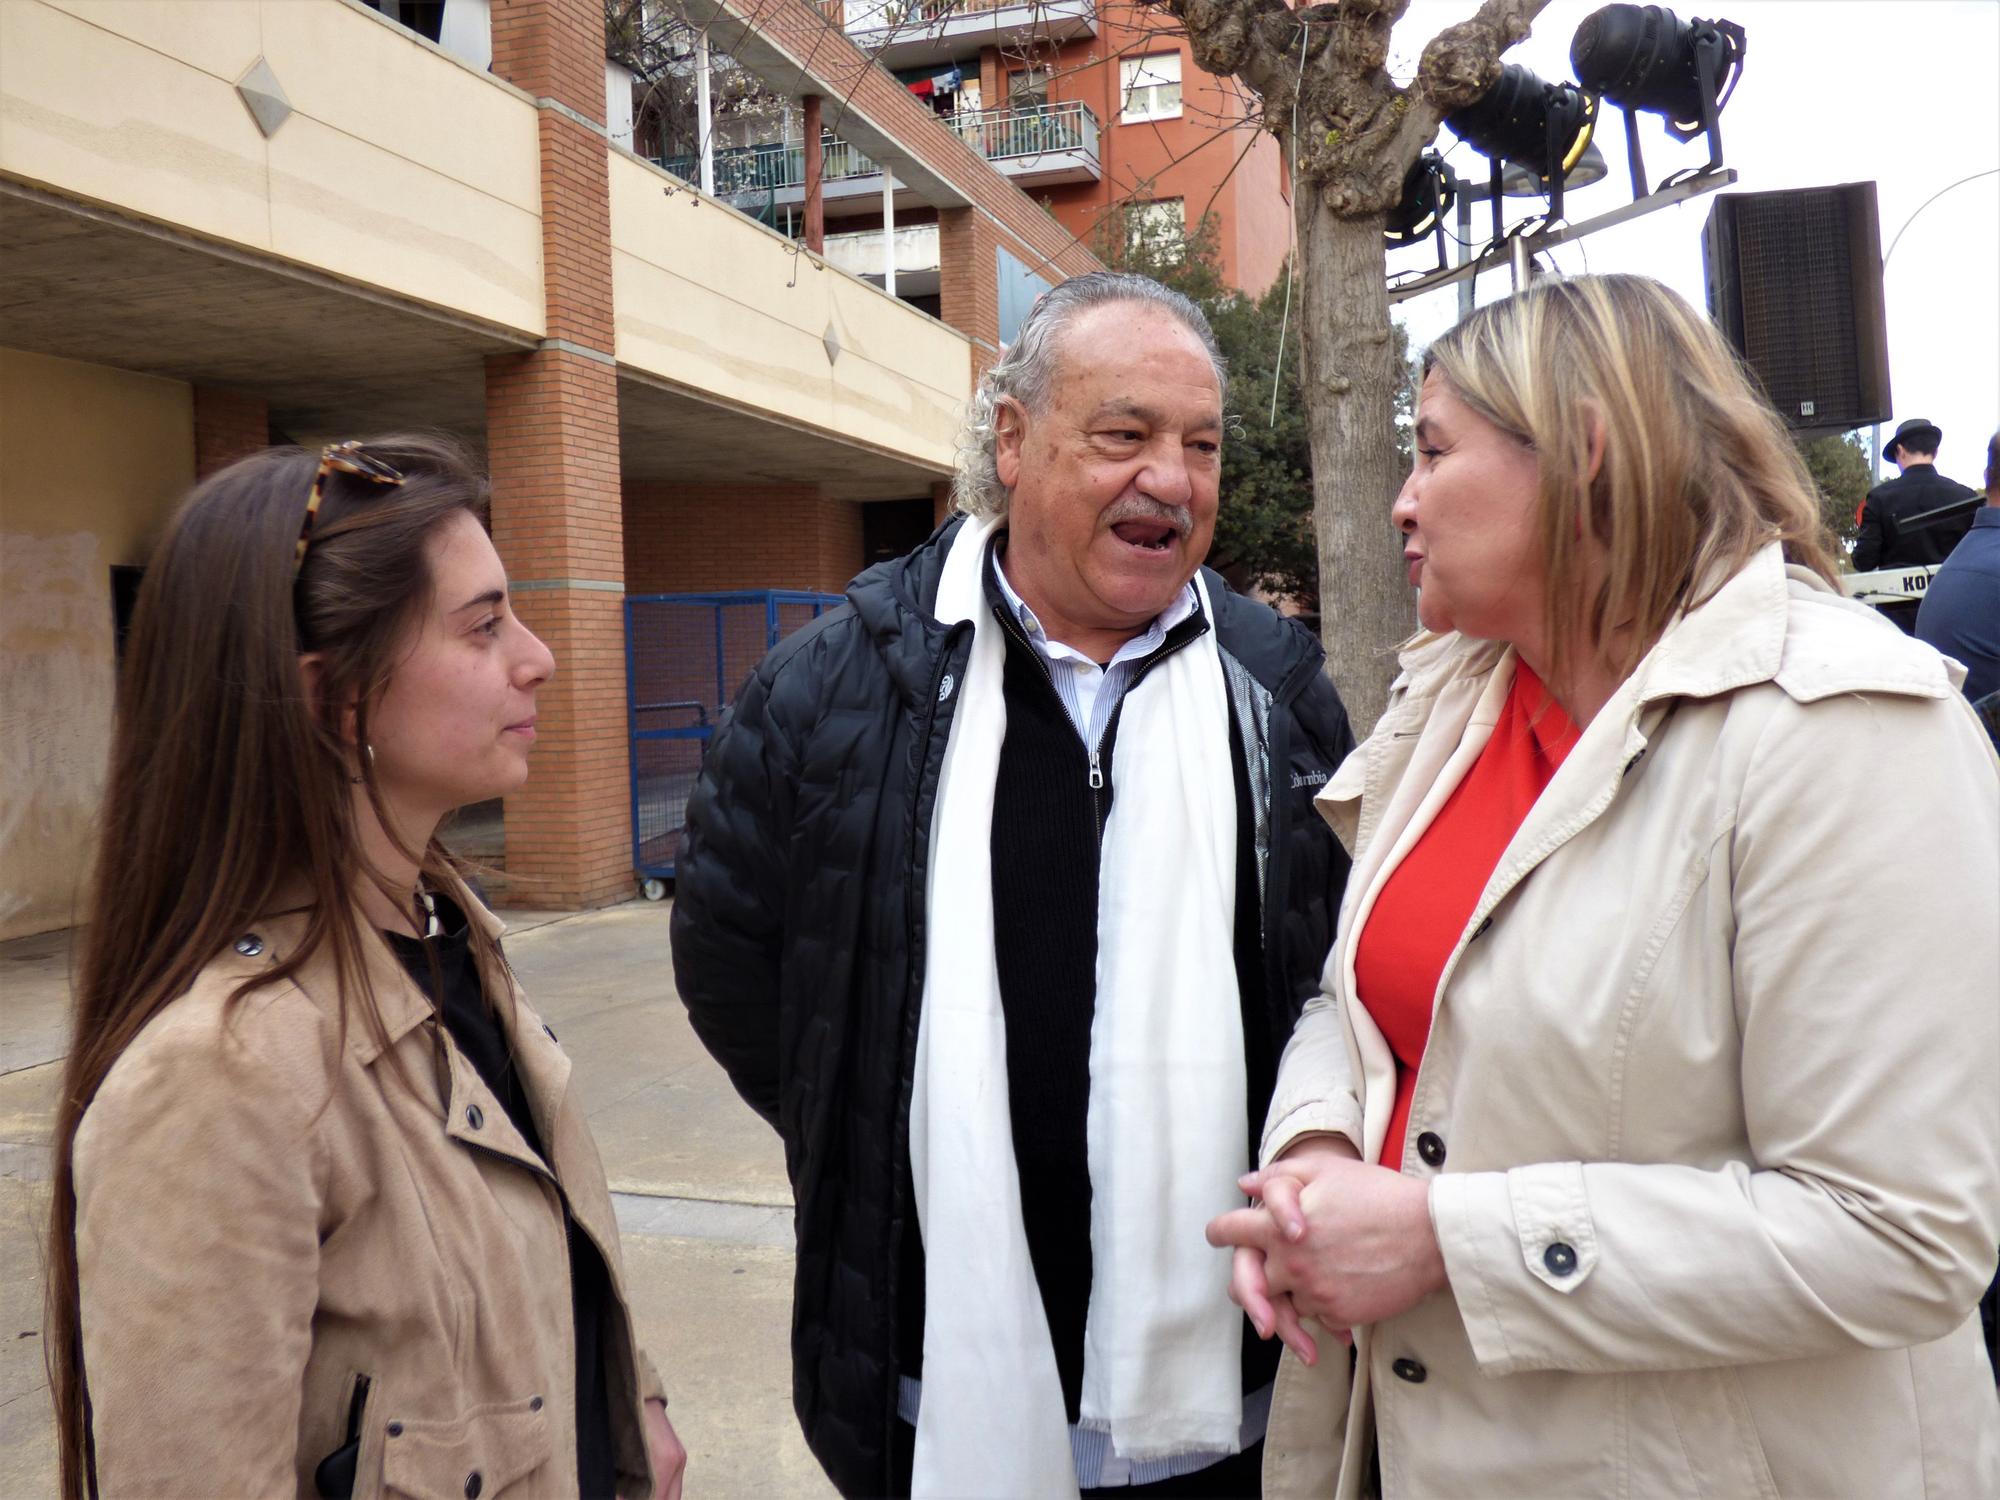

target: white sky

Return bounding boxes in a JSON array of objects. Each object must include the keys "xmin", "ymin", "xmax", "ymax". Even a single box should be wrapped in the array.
[{"xmin": 1385, "ymin": 0, "xmax": 2000, "ymax": 485}]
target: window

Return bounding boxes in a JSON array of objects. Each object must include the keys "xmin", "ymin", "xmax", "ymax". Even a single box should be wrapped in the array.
[
  {"xmin": 1120, "ymin": 52, "xmax": 1181, "ymax": 123},
  {"xmin": 1007, "ymin": 66, "xmax": 1052, "ymax": 111},
  {"xmin": 1126, "ymin": 199, "xmax": 1186, "ymax": 265}
]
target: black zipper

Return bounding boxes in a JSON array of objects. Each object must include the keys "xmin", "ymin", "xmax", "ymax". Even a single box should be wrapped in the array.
[{"xmin": 991, "ymin": 600, "xmax": 1210, "ymax": 847}]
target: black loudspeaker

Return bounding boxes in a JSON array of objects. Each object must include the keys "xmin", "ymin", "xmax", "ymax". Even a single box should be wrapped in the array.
[{"xmin": 1703, "ymin": 182, "xmax": 1892, "ymax": 435}]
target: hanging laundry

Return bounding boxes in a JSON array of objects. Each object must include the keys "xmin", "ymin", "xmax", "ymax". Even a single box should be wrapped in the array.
[
  {"xmin": 932, "ymin": 66, "xmax": 962, "ymax": 94},
  {"xmin": 906, "ymin": 76, "xmax": 935, "ymax": 97}
]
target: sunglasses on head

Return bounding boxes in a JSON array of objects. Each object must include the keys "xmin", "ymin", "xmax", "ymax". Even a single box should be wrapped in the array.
[{"xmin": 294, "ymin": 441, "xmax": 406, "ymax": 575}]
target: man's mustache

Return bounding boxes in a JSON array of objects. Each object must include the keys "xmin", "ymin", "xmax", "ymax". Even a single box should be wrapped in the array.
[{"xmin": 1104, "ymin": 496, "xmax": 1194, "ymax": 538}]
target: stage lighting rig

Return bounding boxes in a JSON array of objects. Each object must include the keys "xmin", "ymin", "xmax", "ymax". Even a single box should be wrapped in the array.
[
  {"xmin": 1386, "ymin": 150, "xmax": 1457, "ymax": 267},
  {"xmin": 1571, "ymin": 4, "xmax": 1747, "ymax": 197},
  {"xmin": 1445, "ymin": 63, "xmax": 1599, "ymax": 231}
]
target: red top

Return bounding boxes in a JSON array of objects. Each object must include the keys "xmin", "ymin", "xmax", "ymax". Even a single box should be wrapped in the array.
[{"xmin": 1353, "ymin": 659, "xmax": 1580, "ymax": 1170}]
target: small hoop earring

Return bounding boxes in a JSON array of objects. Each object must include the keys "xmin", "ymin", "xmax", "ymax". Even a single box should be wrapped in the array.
[{"xmin": 349, "ymin": 743, "xmax": 374, "ymax": 785}]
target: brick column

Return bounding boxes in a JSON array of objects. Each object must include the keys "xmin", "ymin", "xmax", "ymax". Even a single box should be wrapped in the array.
[
  {"xmin": 487, "ymin": 0, "xmax": 631, "ymax": 909},
  {"xmin": 938, "ymin": 206, "xmax": 1001, "ymax": 376},
  {"xmin": 802, "ymin": 94, "xmax": 825, "ymax": 253},
  {"xmin": 193, "ymin": 386, "xmax": 268, "ymax": 477}
]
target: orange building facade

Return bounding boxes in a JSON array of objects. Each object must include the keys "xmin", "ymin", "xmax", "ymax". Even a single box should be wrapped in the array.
[{"xmin": 817, "ymin": 0, "xmax": 1293, "ymax": 296}]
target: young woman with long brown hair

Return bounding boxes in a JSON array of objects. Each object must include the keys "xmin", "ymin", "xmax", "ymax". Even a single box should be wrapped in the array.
[{"xmin": 45, "ymin": 436, "xmax": 686, "ymax": 1498}]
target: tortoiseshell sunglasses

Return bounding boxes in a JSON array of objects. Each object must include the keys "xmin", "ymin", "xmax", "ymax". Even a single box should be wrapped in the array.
[{"xmin": 293, "ymin": 440, "xmax": 406, "ymax": 575}]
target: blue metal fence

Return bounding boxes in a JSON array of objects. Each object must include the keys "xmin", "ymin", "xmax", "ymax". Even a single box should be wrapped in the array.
[{"xmin": 627, "ymin": 590, "xmax": 844, "ymax": 888}]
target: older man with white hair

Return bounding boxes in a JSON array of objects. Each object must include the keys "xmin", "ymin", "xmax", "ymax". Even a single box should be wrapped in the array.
[{"xmin": 671, "ymin": 272, "xmax": 1354, "ymax": 1499}]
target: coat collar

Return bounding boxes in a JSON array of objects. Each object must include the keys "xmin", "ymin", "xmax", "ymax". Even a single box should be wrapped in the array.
[
  {"xmin": 1318, "ymin": 543, "xmax": 1955, "ymax": 854},
  {"xmin": 218, "ymin": 869, "xmax": 510, "ymax": 1067}
]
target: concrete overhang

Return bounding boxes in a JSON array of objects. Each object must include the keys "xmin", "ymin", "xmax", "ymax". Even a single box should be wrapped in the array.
[
  {"xmin": 618, "ymin": 369, "xmax": 947, "ymax": 501},
  {"xmin": 677, "ymin": 0, "xmax": 984, "ymax": 211},
  {"xmin": 0, "ymin": 180, "xmax": 530, "ymax": 439},
  {"xmin": 1, "ymin": 180, "xmax": 949, "ymax": 501}
]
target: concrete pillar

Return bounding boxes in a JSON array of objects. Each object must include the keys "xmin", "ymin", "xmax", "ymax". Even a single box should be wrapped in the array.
[
  {"xmin": 882, "ymin": 173, "xmax": 897, "ymax": 297},
  {"xmin": 486, "ymin": 0, "xmax": 632, "ymax": 909},
  {"xmin": 803, "ymin": 93, "xmax": 825, "ymax": 254}
]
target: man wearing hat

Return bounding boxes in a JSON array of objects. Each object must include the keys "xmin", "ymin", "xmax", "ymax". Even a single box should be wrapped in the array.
[{"xmin": 1853, "ymin": 417, "xmax": 1981, "ymax": 574}]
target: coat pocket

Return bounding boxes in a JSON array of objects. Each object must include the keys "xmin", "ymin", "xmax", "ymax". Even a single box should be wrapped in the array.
[
  {"xmin": 314, "ymin": 1372, "xmax": 379, "ymax": 1500},
  {"xmin": 380, "ymin": 1394, "xmax": 554, "ymax": 1500}
]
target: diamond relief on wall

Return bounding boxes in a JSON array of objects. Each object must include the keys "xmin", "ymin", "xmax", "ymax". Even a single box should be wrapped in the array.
[
  {"xmin": 236, "ymin": 57, "xmax": 293, "ymax": 139},
  {"xmin": 822, "ymin": 321, "xmax": 843, "ymax": 366}
]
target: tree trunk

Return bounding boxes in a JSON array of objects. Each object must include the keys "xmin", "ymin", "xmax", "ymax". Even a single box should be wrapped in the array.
[{"xmin": 1298, "ymin": 191, "xmax": 1414, "ymax": 736}]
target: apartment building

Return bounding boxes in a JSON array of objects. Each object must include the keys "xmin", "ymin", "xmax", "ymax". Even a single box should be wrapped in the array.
[
  {"xmin": 0, "ymin": 0, "xmax": 1098, "ymax": 938},
  {"xmin": 667, "ymin": 0, "xmax": 1291, "ymax": 301}
]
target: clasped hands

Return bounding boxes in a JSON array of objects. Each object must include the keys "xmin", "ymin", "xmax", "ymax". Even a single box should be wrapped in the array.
[{"xmin": 1204, "ymin": 1136, "xmax": 1449, "ymax": 1366}]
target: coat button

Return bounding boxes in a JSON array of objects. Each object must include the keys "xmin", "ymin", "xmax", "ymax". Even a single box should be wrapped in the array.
[
  {"xmin": 529, "ymin": 1395, "xmax": 543, "ymax": 1412},
  {"xmin": 464, "ymin": 1472, "xmax": 483, "ymax": 1499},
  {"xmin": 465, "ymin": 1104, "xmax": 484, "ymax": 1130},
  {"xmin": 385, "ymin": 1422, "xmax": 403, "ymax": 1438},
  {"xmin": 234, "ymin": 934, "xmax": 264, "ymax": 957},
  {"xmin": 1415, "ymin": 1131, "xmax": 1446, "ymax": 1167},
  {"xmin": 1544, "ymin": 1242, "xmax": 1579, "ymax": 1276},
  {"xmin": 1391, "ymin": 1357, "xmax": 1427, "ymax": 1384}
]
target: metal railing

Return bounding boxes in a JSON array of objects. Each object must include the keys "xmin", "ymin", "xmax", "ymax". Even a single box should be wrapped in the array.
[
  {"xmin": 843, "ymin": 0, "xmax": 1035, "ymax": 29},
  {"xmin": 950, "ymin": 100, "xmax": 1098, "ymax": 163},
  {"xmin": 657, "ymin": 134, "xmax": 881, "ymax": 194},
  {"xmin": 655, "ymin": 101, "xmax": 1097, "ymax": 200}
]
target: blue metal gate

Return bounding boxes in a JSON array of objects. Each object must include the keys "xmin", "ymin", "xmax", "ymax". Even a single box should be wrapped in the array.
[{"xmin": 626, "ymin": 590, "xmax": 844, "ymax": 888}]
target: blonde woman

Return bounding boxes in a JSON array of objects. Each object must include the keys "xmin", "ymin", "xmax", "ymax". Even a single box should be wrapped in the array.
[{"xmin": 1209, "ymin": 275, "xmax": 2000, "ymax": 1497}]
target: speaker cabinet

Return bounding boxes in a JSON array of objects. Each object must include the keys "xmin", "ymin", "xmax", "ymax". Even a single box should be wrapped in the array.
[{"xmin": 1703, "ymin": 182, "xmax": 1892, "ymax": 435}]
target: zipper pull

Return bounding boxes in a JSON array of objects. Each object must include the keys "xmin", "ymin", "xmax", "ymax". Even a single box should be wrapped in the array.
[{"xmin": 1088, "ymin": 750, "xmax": 1104, "ymax": 790}]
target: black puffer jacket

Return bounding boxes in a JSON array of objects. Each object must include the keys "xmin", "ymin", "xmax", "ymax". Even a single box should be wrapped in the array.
[{"xmin": 670, "ymin": 520, "xmax": 1353, "ymax": 1497}]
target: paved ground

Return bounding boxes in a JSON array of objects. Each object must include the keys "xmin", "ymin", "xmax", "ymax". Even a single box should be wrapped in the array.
[{"xmin": 0, "ymin": 899, "xmax": 837, "ymax": 1499}]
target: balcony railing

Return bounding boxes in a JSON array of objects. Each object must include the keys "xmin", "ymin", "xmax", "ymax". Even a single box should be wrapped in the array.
[
  {"xmin": 657, "ymin": 134, "xmax": 881, "ymax": 195},
  {"xmin": 842, "ymin": 0, "xmax": 1035, "ymax": 28},
  {"xmin": 655, "ymin": 102, "xmax": 1098, "ymax": 201},
  {"xmin": 949, "ymin": 101, "xmax": 1098, "ymax": 164}
]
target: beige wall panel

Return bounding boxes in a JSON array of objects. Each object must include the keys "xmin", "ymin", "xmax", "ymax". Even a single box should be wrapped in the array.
[
  {"xmin": 257, "ymin": 0, "xmax": 540, "ymax": 213},
  {"xmin": 608, "ymin": 155, "xmax": 968, "ymax": 470},
  {"xmin": 267, "ymin": 114, "xmax": 544, "ymax": 334},
  {"xmin": 824, "ymin": 272, "xmax": 971, "ymax": 395},
  {"xmin": 0, "ymin": 349, "xmax": 195, "ymax": 942},
  {"xmin": 0, "ymin": 0, "xmax": 274, "ymax": 249},
  {"xmin": 1, "ymin": 0, "xmax": 543, "ymax": 336},
  {"xmin": 40, "ymin": 0, "xmax": 262, "ymax": 85}
]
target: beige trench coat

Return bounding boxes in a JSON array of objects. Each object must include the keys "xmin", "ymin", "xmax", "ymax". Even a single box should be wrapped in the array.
[
  {"xmin": 73, "ymin": 877, "xmax": 667, "ymax": 1499},
  {"xmin": 1260, "ymin": 547, "xmax": 2000, "ymax": 1498}
]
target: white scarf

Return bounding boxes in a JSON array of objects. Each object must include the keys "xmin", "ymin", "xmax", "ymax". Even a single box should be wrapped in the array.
[{"xmin": 909, "ymin": 514, "xmax": 1247, "ymax": 1497}]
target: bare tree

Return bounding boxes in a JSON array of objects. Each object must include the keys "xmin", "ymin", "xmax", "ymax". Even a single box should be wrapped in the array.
[{"xmin": 1154, "ymin": 0, "xmax": 1549, "ymax": 732}]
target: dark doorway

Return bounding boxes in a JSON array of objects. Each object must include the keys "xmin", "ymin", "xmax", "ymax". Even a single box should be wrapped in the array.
[
  {"xmin": 864, "ymin": 498, "xmax": 937, "ymax": 567},
  {"xmin": 109, "ymin": 565, "xmax": 145, "ymax": 669}
]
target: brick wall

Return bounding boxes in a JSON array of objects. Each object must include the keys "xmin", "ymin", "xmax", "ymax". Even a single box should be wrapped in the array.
[
  {"xmin": 624, "ymin": 481, "xmax": 864, "ymax": 595},
  {"xmin": 487, "ymin": 350, "xmax": 630, "ymax": 909},
  {"xmin": 489, "ymin": 0, "xmax": 605, "ymax": 117},
  {"xmin": 192, "ymin": 386, "xmax": 268, "ymax": 477},
  {"xmin": 538, "ymin": 113, "xmax": 616, "ymax": 350},
  {"xmin": 486, "ymin": 0, "xmax": 631, "ymax": 910},
  {"xmin": 939, "ymin": 206, "xmax": 1002, "ymax": 373}
]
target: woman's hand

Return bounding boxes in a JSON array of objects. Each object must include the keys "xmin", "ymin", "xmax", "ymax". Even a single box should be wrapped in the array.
[
  {"xmin": 643, "ymin": 1397, "xmax": 686, "ymax": 1500},
  {"xmin": 1208, "ymin": 1136, "xmax": 1449, "ymax": 1351}
]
